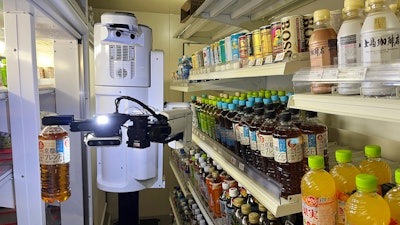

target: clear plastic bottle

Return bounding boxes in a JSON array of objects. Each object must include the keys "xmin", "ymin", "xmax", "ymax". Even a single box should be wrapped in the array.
[
  {"xmin": 338, "ymin": 0, "xmax": 365, "ymax": 66},
  {"xmin": 239, "ymin": 101, "xmax": 255, "ymax": 164},
  {"xmin": 273, "ymin": 112, "xmax": 304, "ymax": 198},
  {"xmin": 257, "ymin": 110, "xmax": 277, "ymax": 178},
  {"xmin": 345, "ymin": 174, "xmax": 391, "ymax": 225},
  {"xmin": 361, "ymin": 0, "xmax": 400, "ymax": 65},
  {"xmin": 219, "ymin": 181, "xmax": 230, "ymax": 223},
  {"xmin": 249, "ymin": 107, "xmax": 265, "ymax": 172},
  {"xmin": 38, "ymin": 125, "xmax": 71, "ymax": 203},
  {"xmin": 225, "ymin": 103, "xmax": 238, "ymax": 152},
  {"xmin": 232, "ymin": 100, "xmax": 246, "ymax": 157},
  {"xmin": 359, "ymin": 144, "xmax": 392, "ymax": 195},
  {"xmin": 210, "ymin": 171, "xmax": 223, "ymax": 218},
  {"xmin": 219, "ymin": 102, "xmax": 230, "ymax": 146},
  {"xmin": 214, "ymin": 101, "xmax": 223, "ymax": 143},
  {"xmin": 301, "ymin": 155, "xmax": 337, "ymax": 225},
  {"xmin": 384, "ymin": 168, "xmax": 400, "ymax": 224},
  {"xmin": 298, "ymin": 111, "xmax": 329, "ymax": 173},
  {"xmin": 329, "ymin": 149, "xmax": 361, "ymax": 225},
  {"xmin": 226, "ymin": 187, "xmax": 240, "ymax": 225}
]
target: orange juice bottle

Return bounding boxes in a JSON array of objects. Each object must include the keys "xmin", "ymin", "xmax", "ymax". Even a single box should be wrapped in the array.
[
  {"xmin": 345, "ymin": 174, "xmax": 390, "ymax": 225},
  {"xmin": 301, "ymin": 155, "xmax": 337, "ymax": 225},
  {"xmin": 359, "ymin": 144, "xmax": 392, "ymax": 195},
  {"xmin": 384, "ymin": 168, "xmax": 400, "ymax": 225},
  {"xmin": 329, "ymin": 149, "xmax": 360, "ymax": 225}
]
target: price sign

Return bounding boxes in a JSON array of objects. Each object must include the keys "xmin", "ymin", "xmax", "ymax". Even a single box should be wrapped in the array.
[
  {"xmin": 341, "ymin": 67, "xmax": 367, "ymax": 80},
  {"xmin": 274, "ymin": 52, "xmax": 285, "ymax": 62},
  {"xmin": 323, "ymin": 68, "xmax": 339, "ymax": 80},
  {"xmin": 238, "ymin": 162, "xmax": 245, "ymax": 171},
  {"xmin": 309, "ymin": 69, "xmax": 323, "ymax": 80},
  {"xmin": 264, "ymin": 55, "xmax": 273, "ymax": 64}
]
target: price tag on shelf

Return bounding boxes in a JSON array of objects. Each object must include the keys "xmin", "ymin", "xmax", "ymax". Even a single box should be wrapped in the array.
[
  {"xmin": 255, "ymin": 58, "xmax": 264, "ymax": 66},
  {"xmin": 309, "ymin": 69, "xmax": 323, "ymax": 80},
  {"xmin": 230, "ymin": 157, "xmax": 237, "ymax": 165},
  {"xmin": 323, "ymin": 68, "xmax": 339, "ymax": 80},
  {"xmin": 340, "ymin": 67, "xmax": 367, "ymax": 80},
  {"xmin": 238, "ymin": 162, "xmax": 245, "ymax": 171},
  {"xmin": 264, "ymin": 55, "xmax": 273, "ymax": 64},
  {"xmin": 274, "ymin": 52, "xmax": 285, "ymax": 62}
]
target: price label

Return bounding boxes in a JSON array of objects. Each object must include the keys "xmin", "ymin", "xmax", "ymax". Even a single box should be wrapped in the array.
[
  {"xmin": 255, "ymin": 58, "xmax": 264, "ymax": 66},
  {"xmin": 323, "ymin": 68, "xmax": 339, "ymax": 80},
  {"xmin": 341, "ymin": 67, "xmax": 367, "ymax": 80},
  {"xmin": 274, "ymin": 52, "xmax": 285, "ymax": 62},
  {"xmin": 309, "ymin": 69, "xmax": 323, "ymax": 80},
  {"xmin": 238, "ymin": 162, "xmax": 245, "ymax": 171},
  {"xmin": 230, "ymin": 157, "xmax": 237, "ymax": 165},
  {"xmin": 264, "ymin": 55, "xmax": 273, "ymax": 64},
  {"xmin": 248, "ymin": 59, "xmax": 256, "ymax": 66}
]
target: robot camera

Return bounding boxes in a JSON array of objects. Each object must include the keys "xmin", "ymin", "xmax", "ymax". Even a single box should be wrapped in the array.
[{"xmin": 85, "ymin": 134, "xmax": 122, "ymax": 147}]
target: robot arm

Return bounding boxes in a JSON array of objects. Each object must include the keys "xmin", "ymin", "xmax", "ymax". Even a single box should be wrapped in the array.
[{"xmin": 42, "ymin": 96, "xmax": 192, "ymax": 149}]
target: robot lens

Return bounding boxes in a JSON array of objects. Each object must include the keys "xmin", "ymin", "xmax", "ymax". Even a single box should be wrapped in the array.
[
  {"xmin": 130, "ymin": 34, "xmax": 135, "ymax": 39},
  {"xmin": 116, "ymin": 31, "xmax": 122, "ymax": 37}
]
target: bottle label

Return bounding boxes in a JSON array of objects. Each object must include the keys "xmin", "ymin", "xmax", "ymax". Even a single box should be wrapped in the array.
[
  {"xmin": 273, "ymin": 137, "xmax": 302, "ymax": 163},
  {"xmin": 362, "ymin": 29, "xmax": 400, "ymax": 64},
  {"xmin": 250, "ymin": 130, "xmax": 258, "ymax": 150},
  {"xmin": 233, "ymin": 122, "xmax": 241, "ymax": 142},
  {"xmin": 302, "ymin": 195, "xmax": 336, "ymax": 225},
  {"xmin": 338, "ymin": 33, "xmax": 362, "ymax": 65},
  {"xmin": 309, "ymin": 39, "xmax": 338, "ymax": 67},
  {"xmin": 239, "ymin": 125, "xmax": 250, "ymax": 145},
  {"xmin": 226, "ymin": 129, "xmax": 236, "ymax": 147},
  {"xmin": 302, "ymin": 131, "xmax": 327, "ymax": 157},
  {"xmin": 256, "ymin": 132, "xmax": 274, "ymax": 157},
  {"xmin": 39, "ymin": 137, "xmax": 70, "ymax": 165},
  {"xmin": 337, "ymin": 192, "xmax": 347, "ymax": 224}
]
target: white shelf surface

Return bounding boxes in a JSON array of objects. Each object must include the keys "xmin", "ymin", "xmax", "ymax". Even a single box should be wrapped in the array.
[
  {"xmin": 288, "ymin": 93, "xmax": 400, "ymax": 123},
  {"xmin": 169, "ymin": 160, "xmax": 191, "ymax": 197},
  {"xmin": 192, "ymin": 128, "xmax": 301, "ymax": 218},
  {"xmin": 189, "ymin": 61, "xmax": 309, "ymax": 81},
  {"xmin": 169, "ymin": 196, "xmax": 183, "ymax": 225}
]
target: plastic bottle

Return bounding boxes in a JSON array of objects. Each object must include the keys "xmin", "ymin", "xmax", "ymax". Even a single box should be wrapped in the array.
[
  {"xmin": 309, "ymin": 9, "xmax": 338, "ymax": 94},
  {"xmin": 248, "ymin": 212, "xmax": 260, "ymax": 225},
  {"xmin": 257, "ymin": 109, "xmax": 276, "ymax": 176},
  {"xmin": 210, "ymin": 171, "xmax": 223, "ymax": 218},
  {"xmin": 384, "ymin": 168, "xmax": 400, "ymax": 224},
  {"xmin": 267, "ymin": 211, "xmax": 282, "ymax": 225},
  {"xmin": 301, "ymin": 155, "xmax": 337, "ymax": 225},
  {"xmin": 345, "ymin": 174, "xmax": 391, "ymax": 225},
  {"xmin": 232, "ymin": 100, "xmax": 246, "ymax": 157},
  {"xmin": 237, "ymin": 203, "xmax": 251, "ymax": 225},
  {"xmin": 239, "ymin": 101, "xmax": 255, "ymax": 164},
  {"xmin": 329, "ymin": 149, "xmax": 361, "ymax": 225},
  {"xmin": 338, "ymin": 0, "xmax": 365, "ymax": 66},
  {"xmin": 225, "ymin": 103, "xmax": 238, "ymax": 152},
  {"xmin": 359, "ymin": 144, "xmax": 392, "ymax": 195},
  {"xmin": 226, "ymin": 187, "xmax": 240, "ymax": 224},
  {"xmin": 1, "ymin": 58, "xmax": 7, "ymax": 87},
  {"xmin": 219, "ymin": 102, "xmax": 230, "ymax": 146},
  {"xmin": 249, "ymin": 106, "xmax": 265, "ymax": 172},
  {"xmin": 298, "ymin": 111, "xmax": 329, "ymax": 172},
  {"xmin": 273, "ymin": 112, "xmax": 303, "ymax": 198},
  {"xmin": 38, "ymin": 124, "xmax": 71, "ymax": 203},
  {"xmin": 309, "ymin": 9, "xmax": 338, "ymax": 67},
  {"xmin": 232, "ymin": 197, "xmax": 245, "ymax": 225},
  {"xmin": 190, "ymin": 95, "xmax": 199, "ymax": 129},
  {"xmin": 206, "ymin": 100, "xmax": 217, "ymax": 140},
  {"xmin": 214, "ymin": 101, "xmax": 223, "ymax": 143},
  {"xmin": 219, "ymin": 181, "xmax": 230, "ymax": 223},
  {"xmin": 361, "ymin": 0, "xmax": 400, "ymax": 65},
  {"xmin": 258, "ymin": 204, "xmax": 268, "ymax": 225}
]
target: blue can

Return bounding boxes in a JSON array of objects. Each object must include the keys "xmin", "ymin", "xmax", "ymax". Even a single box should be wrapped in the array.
[
  {"xmin": 202, "ymin": 46, "xmax": 212, "ymax": 67},
  {"xmin": 231, "ymin": 33, "xmax": 242, "ymax": 61}
]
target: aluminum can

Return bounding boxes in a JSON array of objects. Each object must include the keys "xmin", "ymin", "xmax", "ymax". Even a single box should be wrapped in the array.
[
  {"xmin": 224, "ymin": 35, "xmax": 233, "ymax": 62},
  {"xmin": 303, "ymin": 14, "xmax": 314, "ymax": 52},
  {"xmin": 239, "ymin": 34, "xmax": 248, "ymax": 60},
  {"xmin": 271, "ymin": 21, "xmax": 283, "ymax": 56},
  {"xmin": 231, "ymin": 33, "xmax": 241, "ymax": 61},
  {"xmin": 281, "ymin": 15, "xmax": 305, "ymax": 56},
  {"xmin": 246, "ymin": 32, "xmax": 254, "ymax": 59},
  {"xmin": 252, "ymin": 29, "xmax": 262, "ymax": 59},
  {"xmin": 219, "ymin": 39, "xmax": 226, "ymax": 63},
  {"xmin": 260, "ymin": 25, "xmax": 272, "ymax": 57},
  {"xmin": 202, "ymin": 46, "xmax": 211, "ymax": 67}
]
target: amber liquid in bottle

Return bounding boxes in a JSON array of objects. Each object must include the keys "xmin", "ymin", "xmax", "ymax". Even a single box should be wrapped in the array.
[
  {"xmin": 249, "ymin": 107, "xmax": 265, "ymax": 172},
  {"xmin": 232, "ymin": 103, "xmax": 245, "ymax": 157},
  {"xmin": 257, "ymin": 110, "xmax": 277, "ymax": 178},
  {"xmin": 39, "ymin": 125, "xmax": 71, "ymax": 203},
  {"xmin": 224, "ymin": 104, "xmax": 238, "ymax": 152},
  {"xmin": 239, "ymin": 104, "xmax": 254, "ymax": 164},
  {"xmin": 273, "ymin": 112, "xmax": 303, "ymax": 199}
]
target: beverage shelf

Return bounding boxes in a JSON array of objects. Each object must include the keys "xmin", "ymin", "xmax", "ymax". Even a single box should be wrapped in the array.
[
  {"xmin": 169, "ymin": 160, "xmax": 191, "ymax": 197},
  {"xmin": 0, "ymin": 163, "xmax": 14, "ymax": 208},
  {"xmin": 288, "ymin": 93, "xmax": 400, "ymax": 123},
  {"xmin": 169, "ymin": 195, "xmax": 184, "ymax": 225},
  {"xmin": 186, "ymin": 181, "xmax": 216, "ymax": 225},
  {"xmin": 192, "ymin": 128, "xmax": 302, "ymax": 218},
  {"xmin": 189, "ymin": 61, "xmax": 309, "ymax": 81}
]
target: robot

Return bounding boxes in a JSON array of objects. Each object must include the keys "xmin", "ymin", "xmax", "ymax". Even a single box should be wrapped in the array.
[{"xmin": 43, "ymin": 12, "xmax": 191, "ymax": 225}]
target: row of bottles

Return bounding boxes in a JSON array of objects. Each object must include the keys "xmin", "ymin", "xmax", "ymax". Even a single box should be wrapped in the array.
[
  {"xmin": 301, "ymin": 146, "xmax": 400, "ymax": 225},
  {"xmin": 190, "ymin": 91, "xmax": 329, "ymax": 199},
  {"xmin": 171, "ymin": 186, "xmax": 208, "ymax": 225},
  {"xmin": 170, "ymin": 144, "xmax": 303, "ymax": 224}
]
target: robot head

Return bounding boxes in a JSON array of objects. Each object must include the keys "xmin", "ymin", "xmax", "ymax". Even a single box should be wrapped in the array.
[{"xmin": 100, "ymin": 12, "xmax": 142, "ymax": 45}]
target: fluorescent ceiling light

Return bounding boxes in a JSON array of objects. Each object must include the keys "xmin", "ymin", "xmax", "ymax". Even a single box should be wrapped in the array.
[
  {"xmin": 182, "ymin": 19, "xmax": 209, "ymax": 39},
  {"xmin": 209, "ymin": 0, "xmax": 237, "ymax": 18},
  {"xmin": 231, "ymin": 0, "xmax": 264, "ymax": 19}
]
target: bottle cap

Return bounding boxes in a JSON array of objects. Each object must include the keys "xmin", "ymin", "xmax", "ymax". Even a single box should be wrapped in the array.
[
  {"xmin": 258, "ymin": 203, "xmax": 267, "ymax": 212},
  {"xmin": 267, "ymin": 211, "xmax": 276, "ymax": 220},
  {"xmin": 241, "ymin": 203, "xmax": 251, "ymax": 214},
  {"xmin": 229, "ymin": 187, "xmax": 239, "ymax": 197},
  {"xmin": 263, "ymin": 98, "xmax": 272, "ymax": 104},
  {"xmin": 313, "ymin": 9, "xmax": 331, "ymax": 22},
  {"xmin": 335, "ymin": 149, "xmax": 353, "ymax": 163},
  {"xmin": 271, "ymin": 90, "xmax": 278, "ymax": 95},
  {"xmin": 279, "ymin": 95, "xmax": 288, "ymax": 103},
  {"xmin": 308, "ymin": 155, "xmax": 325, "ymax": 170},
  {"xmin": 395, "ymin": 168, "xmax": 400, "ymax": 184},
  {"xmin": 212, "ymin": 170, "xmax": 219, "ymax": 178},
  {"xmin": 232, "ymin": 197, "xmax": 245, "ymax": 207},
  {"xmin": 271, "ymin": 95, "xmax": 279, "ymax": 102},
  {"xmin": 255, "ymin": 97, "xmax": 263, "ymax": 103},
  {"xmin": 249, "ymin": 212, "xmax": 260, "ymax": 223},
  {"xmin": 370, "ymin": 0, "xmax": 386, "ymax": 3},
  {"xmin": 191, "ymin": 95, "xmax": 196, "ymax": 101},
  {"xmin": 364, "ymin": 145, "xmax": 381, "ymax": 158},
  {"xmin": 228, "ymin": 103, "xmax": 236, "ymax": 110},
  {"xmin": 246, "ymin": 101, "xmax": 254, "ymax": 107},
  {"xmin": 278, "ymin": 90, "xmax": 286, "ymax": 96},
  {"xmin": 222, "ymin": 181, "xmax": 230, "ymax": 190},
  {"xmin": 356, "ymin": 173, "xmax": 377, "ymax": 192},
  {"xmin": 344, "ymin": 0, "xmax": 364, "ymax": 11}
]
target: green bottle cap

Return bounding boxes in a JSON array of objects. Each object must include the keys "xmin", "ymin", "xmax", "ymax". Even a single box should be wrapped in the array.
[
  {"xmin": 356, "ymin": 174, "xmax": 377, "ymax": 192},
  {"xmin": 278, "ymin": 90, "xmax": 286, "ymax": 96},
  {"xmin": 364, "ymin": 145, "xmax": 381, "ymax": 158},
  {"xmin": 191, "ymin": 96, "xmax": 196, "ymax": 100},
  {"xmin": 395, "ymin": 168, "xmax": 400, "ymax": 184},
  {"xmin": 271, "ymin": 90, "xmax": 278, "ymax": 95},
  {"xmin": 308, "ymin": 155, "xmax": 324, "ymax": 170},
  {"xmin": 335, "ymin": 149, "xmax": 352, "ymax": 163}
]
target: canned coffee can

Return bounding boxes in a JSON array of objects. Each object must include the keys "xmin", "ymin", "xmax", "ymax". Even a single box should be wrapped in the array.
[
  {"xmin": 252, "ymin": 29, "xmax": 263, "ymax": 59},
  {"xmin": 271, "ymin": 21, "xmax": 283, "ymax": 56},
  {"xmin": 303, "ymin": 14, "xmax": 314, "ymax": 52},
  {"xmin": 239, "ymin": 34, "xmax": 248, "ymax": 60},
  {"xmin": 202, "ymin": 46, "xmax": 211, "ymax": 67},
  {"xmin": 281, "ymin": 15, "xmax": 305, "ymax": 56},
  {"xmin": 219, "ymin": 39, "xmax": 226, "ymax": 63},
  {"xmin": 224, "ymin": 35, "xmax": 233, "ymax": 62},
  {"xmin": 231, "ymin": 33, "xmax": 241, "ymax": 61},
  {"xmin": 260, "ymin": 25, "xmax": 272, "ymax": 58},
  {"xmin": 246, "ymin": 32, "xmax": 254, "ymax": 59}
]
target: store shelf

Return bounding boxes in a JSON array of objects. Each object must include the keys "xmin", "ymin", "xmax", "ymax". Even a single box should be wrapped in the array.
[
  {"xmin": 175, "ymin": 0, "xmax": 316, "ymax": 44},
  {"xmin": 186, "ymin": 181, "xmax": 215, "ymax": 225},
  {"xmin": 169, "ymin": 160, "xmax": 191, "ymax": 197},
  {"xmin": 169, "ymin": 196, "xmax": 184, "ymax": 225},
  {"xmin": 288, "ymin": 93, "xmax": 400, "ymax": 123},
  {"xmin": 189, "ymin": 61, "xmax": 309, "ymax": 81},
  {"xmin": 192, "ymin": 128, "xmax": 301, "ymax": 218}
]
